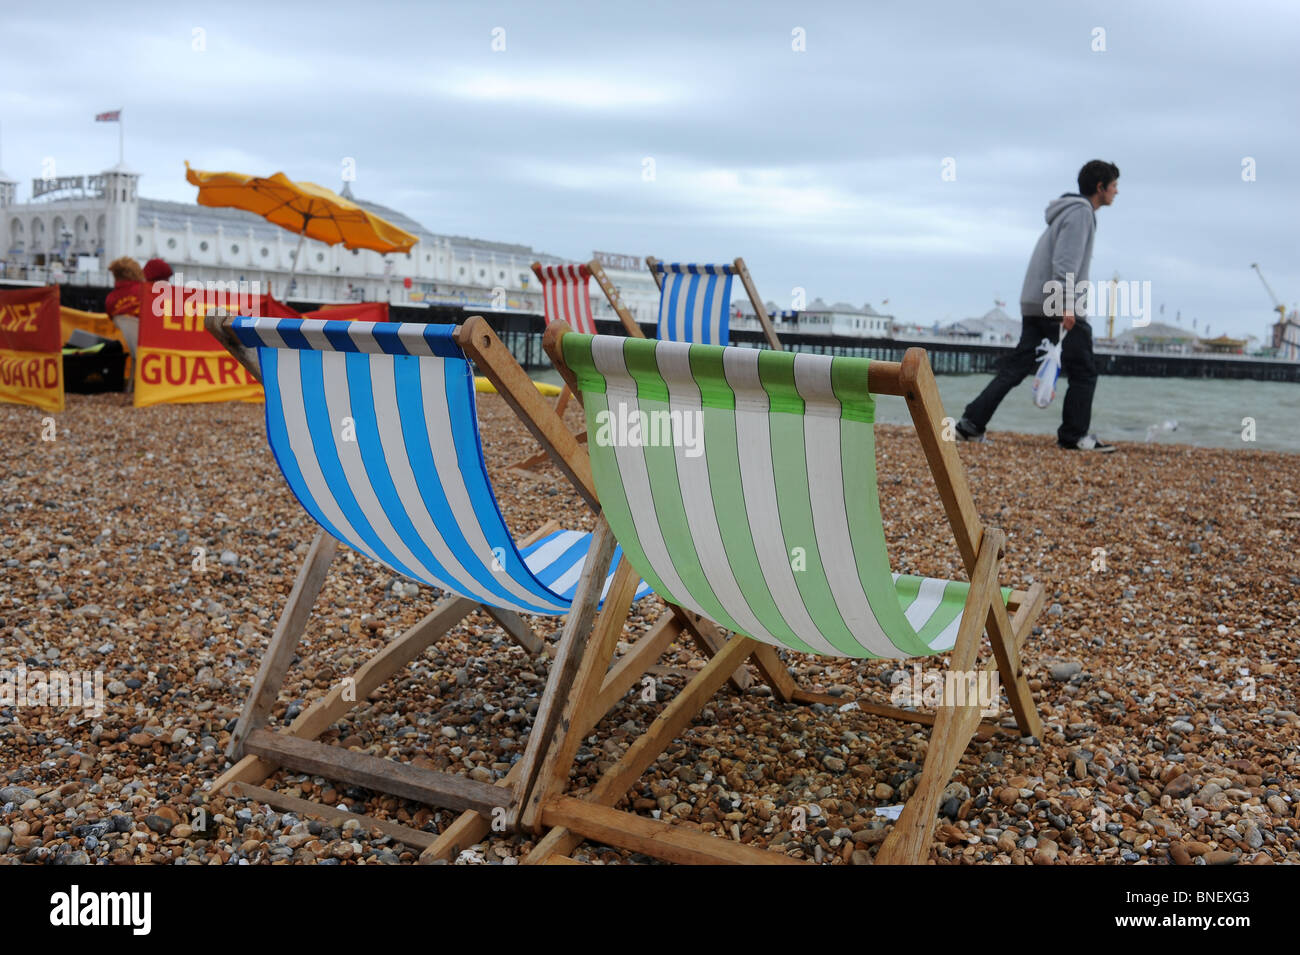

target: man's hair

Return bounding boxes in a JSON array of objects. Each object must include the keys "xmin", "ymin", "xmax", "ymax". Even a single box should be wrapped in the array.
[{"xmin": 1078, "ymin": 160, "xmax": 1119, "ymax": 197}]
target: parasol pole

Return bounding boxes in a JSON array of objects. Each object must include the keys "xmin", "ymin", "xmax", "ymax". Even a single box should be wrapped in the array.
[{"xmin": 283, "ymin": 221, "xmax": 308, "ymax": 299}]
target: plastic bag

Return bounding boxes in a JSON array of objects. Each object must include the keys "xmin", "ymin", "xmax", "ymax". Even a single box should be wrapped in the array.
[{"xmin": 1031, "ymin": 332, "xmax": 1066, "ymax": 409}]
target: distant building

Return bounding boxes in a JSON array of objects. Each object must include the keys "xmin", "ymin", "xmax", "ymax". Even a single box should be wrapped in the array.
[
  {"xmin": 732, "ymin": 299, "xmax": 799, "ymax": 337},
  {"xmin": 733, "ymin": 296, "xmax": 893, "ymax": 338},
  {"xmin": 1116, "ymin": 321, "xmax": 1197, "ymax": 353},
  {"xmin": 798, "ymin": 299, "xmax": 893, "ymax": 337},
  {"xmin": 944, "ymin": 307, "xmax": 1019, "ymax": 344},
  {"xmin": 1197, "ymin": 335, "xmax": 1248, "ymax": 355}
]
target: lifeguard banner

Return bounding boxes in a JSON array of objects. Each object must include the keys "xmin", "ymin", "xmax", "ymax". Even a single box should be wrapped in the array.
[
  {"xmin": 0, "ymin": 286, "xmax": 63, "ymax": 412},
  {"xmin": 134, "ymin": 283, "xmax": 266, "ymax": 407}
]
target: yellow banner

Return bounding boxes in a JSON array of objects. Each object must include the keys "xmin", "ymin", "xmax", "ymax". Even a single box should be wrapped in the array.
[
  {"xmin": 0, "ymin": 349, "xmax": 64, "ymax": 413},
  {"xmin": 133, "ymin": 347, "xmax": 263, "ymax": 408},
  {"xmin": 60, "ymin": 306, "xmax": 128, "ymax": 348}
]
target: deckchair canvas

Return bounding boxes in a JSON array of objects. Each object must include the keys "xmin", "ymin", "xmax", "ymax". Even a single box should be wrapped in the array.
[{"xmin": 528, "ymin": 323, "xmax": 1045, "ymax": 865}]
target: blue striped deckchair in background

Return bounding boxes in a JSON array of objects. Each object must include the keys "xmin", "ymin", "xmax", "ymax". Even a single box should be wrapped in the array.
[
  {"xmin": 526, "ymin": 323, "xmax": 1046, "ymax": 866},
  {"xmin": 645, "ymin": 256, "xmax": 785, "ymax": 350}
]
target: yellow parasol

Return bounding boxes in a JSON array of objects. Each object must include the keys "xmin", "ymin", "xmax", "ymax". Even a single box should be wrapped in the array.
[{"xmin": 184, "ymin": 161, "xmax": 419, "ymax": 291}]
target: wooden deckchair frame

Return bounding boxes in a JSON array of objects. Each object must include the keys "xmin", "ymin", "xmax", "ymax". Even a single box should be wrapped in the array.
[
  {"xmin": 645, "ymin": 255, "xmax": 785, "ymax": 350},
  {"xmin": 531, "ymin": 321, "xmax": 1045, "ymax": 865},
  {"xmin": 202, "ymin": 313, "xmax": 831, "ymax": 861}
]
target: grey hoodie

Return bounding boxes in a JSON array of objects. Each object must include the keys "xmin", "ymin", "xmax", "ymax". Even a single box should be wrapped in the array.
[{"xmin": 1019, "ymin": 194, "xmax": 1096, "ymax": 319}]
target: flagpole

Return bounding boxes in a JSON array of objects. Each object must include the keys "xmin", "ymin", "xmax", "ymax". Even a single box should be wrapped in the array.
[{"xmin": 119, "ymin": 110, "xmax": 124, "ymax": 165}]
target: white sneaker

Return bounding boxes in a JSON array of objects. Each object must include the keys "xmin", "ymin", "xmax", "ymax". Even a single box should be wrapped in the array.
[{"xmin": 1059, "ymin": 434, "xmax": 1116, "ymax": 452}]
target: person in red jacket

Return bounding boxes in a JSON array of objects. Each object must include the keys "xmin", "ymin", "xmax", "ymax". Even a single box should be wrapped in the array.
[{"xmin": 105, "ymin": 256, "xmax": 145, "ymax": 319}]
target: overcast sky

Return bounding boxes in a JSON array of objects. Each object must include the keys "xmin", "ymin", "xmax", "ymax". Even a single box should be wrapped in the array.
[{"xmin": 3, "ymin": 0, "xmax": 1296, "ymax": 337}]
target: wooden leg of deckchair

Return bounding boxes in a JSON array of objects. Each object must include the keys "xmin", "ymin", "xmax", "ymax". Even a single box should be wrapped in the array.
[
  {"xmin": 420, "ymin": 611, "xmax": 684, "ymax": 862},
  {"xmin": 1010, "ymin": 581, "xmax": 1045, "ymax": 653},
  {"xmin": 520, "ymin": 555, "xmax": 642, "ymax": 831},
  {"xmin": 226, "ymin": 529, "xmax": 339, "ymax": 759},
  {"xmin": 503, "ymin": 520, "xmax": 618, "ymax": 828},
  {"xmin": 875, "ymin": 530, "xmax": 1002, "ymax": 865},
  {"xmin": 481, "ymin": 606, "xmax": 544, "ymax": 656},
  {"xmin": 676, "ymin": 607, "xmax": 845, "ymax": 707},
  {"xmin": 670, "ymin": 607, "xmax": 753, "ymax": 695},
  {"xmin": 581, "ymin": 611, "xmax": 682, "ymax": 725},
  {"xmin": 986, "ymin": 577, "xmax": 1044, "ymax": 738},
  {"xmin": 522, "ymin": 632, "xmax": 761, "ymax": 862},
  {"xmin": 210, "ymin": 595, "xmax": 479, "ymax": 795},
  {"xmin": 554, "ymin": 383, "xmax": 572, "ymax": 418}
]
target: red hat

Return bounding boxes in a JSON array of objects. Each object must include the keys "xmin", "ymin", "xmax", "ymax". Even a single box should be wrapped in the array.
[{"xmin": 143, "ymin": 258, "xmax": 173, "ymax": 282}]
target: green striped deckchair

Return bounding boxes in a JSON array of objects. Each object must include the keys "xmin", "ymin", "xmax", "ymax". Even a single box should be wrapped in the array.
[{"xmin": 524, "ymin": 322, "xmax": 1046, "ymax": 865}]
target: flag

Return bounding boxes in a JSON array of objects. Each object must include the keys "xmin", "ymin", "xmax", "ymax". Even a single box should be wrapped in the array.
[{"xmin": 95, "ymin": 110, "xmax": 121, "ymax": 122}]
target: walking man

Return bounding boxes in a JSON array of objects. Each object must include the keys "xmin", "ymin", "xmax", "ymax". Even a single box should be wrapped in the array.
[{"xmin": 957, "ymin": 160, "xmax": 1119, "ymax": 451}]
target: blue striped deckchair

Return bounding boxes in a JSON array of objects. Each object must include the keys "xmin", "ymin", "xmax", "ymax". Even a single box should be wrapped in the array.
[
  {"xmin": 206, "ymin": 313, "xmax": 664, "ymax": 857},
  {"xmin": 645, "ymin": 256, "xmax": 785, "ymax": 350},
  {"xmin": 527, "ymin": 323, "xmax": 1046, "ymax": 865}
]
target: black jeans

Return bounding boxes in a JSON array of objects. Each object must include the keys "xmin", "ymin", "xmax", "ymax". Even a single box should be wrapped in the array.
[{"xmin": 961, "ymin": 315, "xmax": 1098, "ymax": 444}]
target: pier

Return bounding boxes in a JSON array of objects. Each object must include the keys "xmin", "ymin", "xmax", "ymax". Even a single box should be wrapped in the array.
[
  {"xmin": 29, "ymin": 283, "xmax": 1300, "ymax": 383},
  {"xmin": 436, "ymin": 309, "xmax": 1300, "ymax": 383}
]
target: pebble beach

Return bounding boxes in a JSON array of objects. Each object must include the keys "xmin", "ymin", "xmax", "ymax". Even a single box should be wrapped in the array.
[{"xmin": 1, "ymin": 391, "xmax": 1298, "ymax": 865}]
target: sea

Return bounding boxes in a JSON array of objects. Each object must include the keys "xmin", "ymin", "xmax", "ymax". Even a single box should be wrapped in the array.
[
  {"xmin": 871, "ymin": 375, "xmax": 1300, "ymax": 454},
  {"xmin": 529, "ymin": 368, "xmax": 1299, "ymax": 454}
]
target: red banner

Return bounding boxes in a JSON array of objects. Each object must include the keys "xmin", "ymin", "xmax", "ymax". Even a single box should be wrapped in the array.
[
  {"xmin": 0, "ymin": 286, "xmax": 61, "ymax": 353},
  {"xmin": 304, "ymin": 302, "xmax": 389, "ymax": 323},
  {"xmin": 0, "ymin": 286, "xmax": 63, "ymax": 412}
]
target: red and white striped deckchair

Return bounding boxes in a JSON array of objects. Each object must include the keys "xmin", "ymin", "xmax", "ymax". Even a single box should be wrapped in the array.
[
  {"xmin": 508, "ymin": 262, "xmax": 604, "ymax": 479},
  {"xmin": 533, "ymin": 262, "xmax": 598, "ymax": 336}
]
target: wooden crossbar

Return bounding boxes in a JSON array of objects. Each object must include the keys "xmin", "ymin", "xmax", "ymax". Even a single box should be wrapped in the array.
[
  {"xmin": 541, "ymin": 797, "xmax": 804, "ymax": 865},
  {"xmin": 244, "ymin": 730, "xmax": 512, "ymax": 815}
]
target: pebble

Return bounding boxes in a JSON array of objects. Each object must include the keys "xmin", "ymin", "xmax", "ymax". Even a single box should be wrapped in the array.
[{"xmin": 1049, "ymin": 662, "xmax": 1082, "ymax": 682}]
